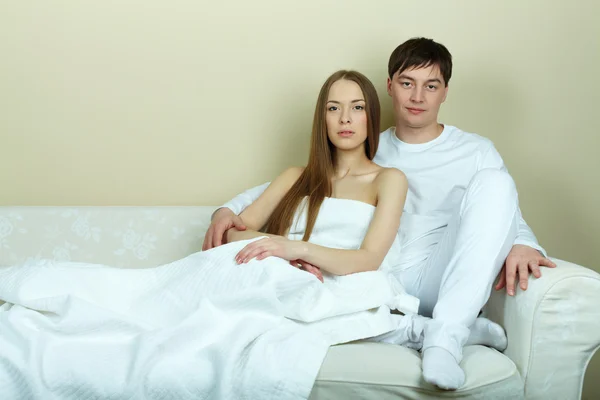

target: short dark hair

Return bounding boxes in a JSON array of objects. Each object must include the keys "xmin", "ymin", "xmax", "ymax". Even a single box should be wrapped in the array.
[{"xmin": 388, "ymin": 37, "xmax": 453, "ymax": 86}]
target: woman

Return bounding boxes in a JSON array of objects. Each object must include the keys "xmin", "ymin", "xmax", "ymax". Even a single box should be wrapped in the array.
[
  {"xmin": 229, "ymin": 70, "xmax": 407, "ymax": 279},
  {"xmin": 0, "ymin": 71, "xmax": 503, "ymax": 400}
]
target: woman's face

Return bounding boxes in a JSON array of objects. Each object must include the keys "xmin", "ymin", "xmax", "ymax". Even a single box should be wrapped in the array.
[{"xmin": 325, "ymin": 79, "xmax": 368, "ymax": 151}]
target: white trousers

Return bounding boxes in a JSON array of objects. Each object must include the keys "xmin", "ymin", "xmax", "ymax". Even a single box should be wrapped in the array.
[{"xmin": 397, "ymin": 169, "xmax": 519, "ymax": 362}]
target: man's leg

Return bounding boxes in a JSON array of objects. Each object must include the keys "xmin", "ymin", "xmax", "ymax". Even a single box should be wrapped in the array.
[
  {"xmin": 417, "ymin": 169, "xmax": 519, "ymax": 389},
  {"xmin": 368, "ymin": 314, "xmax": 507, "ymax": 352}
]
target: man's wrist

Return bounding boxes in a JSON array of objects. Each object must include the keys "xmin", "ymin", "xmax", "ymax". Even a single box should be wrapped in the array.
[{"xmin": 211, "ymin": 207, "xmax": 234, "ymax": 222}]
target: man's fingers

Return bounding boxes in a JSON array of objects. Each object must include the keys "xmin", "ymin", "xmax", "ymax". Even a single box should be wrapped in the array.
[
  {"xmin": 212, "ymin": 223, "xmax": 229, "ymax": 248},
  {"xmin": 518, "ymin": 262, "xmax": 529, "ymax": 290},
  {"xmin": 539, "ymin": 258, "xmax": 557, "ymax": 268},
  {"xmin": 529, "ymin": 261, "xmax": 541, "ymax": 279},
  {"xmin": 202, "ymin": 227, "xmax": 213, "ymax": 251},
  {"xmin": 206, "ymin": 226, "xmax": 217, "ymax": 251},
  {"xmin": 505, "ymin": 262, "xmax": 517, "ymax": 296},
  {"xmin": 233, "ymin": 216, "xmax": 247, "ymax": 231},
  {"xmin": 495, "ymin": 270, "xmax": 506, "ymax": 290}
]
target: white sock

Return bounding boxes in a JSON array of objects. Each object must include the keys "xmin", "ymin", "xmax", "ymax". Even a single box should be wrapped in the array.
[
  {"xmin": 466, "ymin": 317, "xmax": 507, "ymax": 351},
  {"xmin": 422, "ymin": 347, "xmax": 465, "ymax": 390},
  {"xmin": 368, "ymin": 314, "xmax": 426, "ymax": 350}
]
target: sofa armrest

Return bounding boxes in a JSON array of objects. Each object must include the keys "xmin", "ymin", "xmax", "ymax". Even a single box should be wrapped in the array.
[{"xmin": 485, "ymin": 258, "xmax": 600, "ymax": 400}]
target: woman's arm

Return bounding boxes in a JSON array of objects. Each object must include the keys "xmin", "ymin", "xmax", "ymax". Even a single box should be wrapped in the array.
[
  {"xmin": 226, "ymin": 229, "xmax": 277, "ymax": 243},
  {"xmin": 225, "ymin": 166, "xmax": 304, "ymax": 243},
  {"xmin": 235, "ymin": 168, "xmax": 408, "ymax": 275},
  {"xmin": 298, "ymin": 168, "xmax": 407, "ymax": 275}
]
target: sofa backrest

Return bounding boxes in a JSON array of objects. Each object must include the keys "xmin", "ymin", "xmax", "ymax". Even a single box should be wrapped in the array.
[{"xmin": 0, "ymin": 206, "xmax": 217, "ymax": 268}]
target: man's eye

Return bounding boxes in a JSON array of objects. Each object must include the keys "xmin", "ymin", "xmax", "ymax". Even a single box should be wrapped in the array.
[
  {"xmin": 401, "ymin": 82, "xmax": 411, "ymax": 87},
  {"xmin": 427, "ymin": 85, "xmax": 437, "ymax": 90}
]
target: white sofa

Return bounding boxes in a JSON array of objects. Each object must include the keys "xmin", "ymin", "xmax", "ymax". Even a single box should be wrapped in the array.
[{"xmin": 0, "ymin": 206, "xmax": 598, "ymax": 399}]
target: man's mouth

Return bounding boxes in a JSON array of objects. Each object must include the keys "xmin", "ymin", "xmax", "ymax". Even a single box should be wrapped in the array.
[{"xmin": 406, "ymin": 107, "xmax": 425, "ymax": 115}]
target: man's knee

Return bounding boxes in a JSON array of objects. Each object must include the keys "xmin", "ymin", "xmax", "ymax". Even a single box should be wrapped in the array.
[{"xmin": 469, "ymin": 169, "xmax": 516, "ymax": 198}]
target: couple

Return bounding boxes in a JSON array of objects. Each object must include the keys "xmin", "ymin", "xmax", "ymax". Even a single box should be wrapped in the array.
[
  {"xmin": 203, "ymin": 37, "xmax": 556, "ymax": 390},
  {"xmin": 0, "ymin": 37, "xmax": 554, "ymax": 399}
]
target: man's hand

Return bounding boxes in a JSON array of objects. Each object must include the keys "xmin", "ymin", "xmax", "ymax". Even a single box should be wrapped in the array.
[
  {"xmin": 291, "ymin": 259, "xmax": 324, "ymax": 282},
  {"xmin": 202, "ymin": 208, "xmax": 247, "ymax": 251},
  {"xmin": 495, "ymin": 244, "xmax": 557, "ymax": 296}
]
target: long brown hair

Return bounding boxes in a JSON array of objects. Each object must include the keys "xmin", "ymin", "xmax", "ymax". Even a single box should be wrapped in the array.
[{"xmin": 262, "ymin": 70, "xmax": 381, "ymax": 241}]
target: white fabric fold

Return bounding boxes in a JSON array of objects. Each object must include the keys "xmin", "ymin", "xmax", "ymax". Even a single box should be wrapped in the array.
[{"xmin": 0, "ymin": 198, "xmax": 419, "ymax": 400}]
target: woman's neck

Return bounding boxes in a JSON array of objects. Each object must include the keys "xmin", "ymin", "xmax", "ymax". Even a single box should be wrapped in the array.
[{"xmin": 333, "ymin": 147, "xmax": 373, "ymax": 178}]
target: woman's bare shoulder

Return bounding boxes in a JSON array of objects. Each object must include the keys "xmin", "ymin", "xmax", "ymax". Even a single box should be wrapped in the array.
[{"xmin": 374, "ymin": 167, "xmax": 407, "ymax": 186}]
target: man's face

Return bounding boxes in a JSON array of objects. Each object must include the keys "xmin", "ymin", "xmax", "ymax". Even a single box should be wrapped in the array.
[{"xmin": 387, "ymin": 64, "xmax": 448, "ymax": 129}]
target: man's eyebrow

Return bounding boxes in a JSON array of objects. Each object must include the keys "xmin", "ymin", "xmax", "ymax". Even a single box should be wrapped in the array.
[
  {"xmin": 398, "ymin": 74, "xmax": 442, "ymax": 84},
  {"xmin": 326, "ymin": 99, "xmax": 365, "ymax": 103}
]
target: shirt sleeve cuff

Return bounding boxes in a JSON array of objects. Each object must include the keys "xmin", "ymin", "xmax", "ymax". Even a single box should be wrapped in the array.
[{"xmin": 513, "ymin": 238, "xmax": 548, "ymax": 258}]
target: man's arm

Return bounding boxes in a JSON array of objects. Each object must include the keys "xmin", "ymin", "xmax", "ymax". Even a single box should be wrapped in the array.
[
  {"xmin": 203, "ymin": 182, "xmax": 271, "ymax": 250},
  {"xmin": 217, "ymin": 182, "xmax": 270, "ymax": 217},
  {"xmin": 479, "ymin": 143, "xmax": 546, "ymax": 253},
  {"xmin": 514, "ymin": 206, "xmax": 547, "ymax": 256}
]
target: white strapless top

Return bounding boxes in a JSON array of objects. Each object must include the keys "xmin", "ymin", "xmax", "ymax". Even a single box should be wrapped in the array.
[{"xmin": 286, "ymin": 197, "xmax": 402, "ymax": 272}]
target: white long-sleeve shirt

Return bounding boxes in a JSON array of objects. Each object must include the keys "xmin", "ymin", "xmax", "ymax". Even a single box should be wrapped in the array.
[{"xmin": 222, "ymin": 125, "xmax": 546, "ymax": 267}]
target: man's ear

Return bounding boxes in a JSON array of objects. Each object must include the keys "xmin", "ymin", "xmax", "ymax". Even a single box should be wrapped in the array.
[
  {"xmin": 441, "ymin": 84, "xmax": 449, "ymax": 103},
  {"xmin": 386, "ymin": 77, "xmax": 392, "ymax": 97}
]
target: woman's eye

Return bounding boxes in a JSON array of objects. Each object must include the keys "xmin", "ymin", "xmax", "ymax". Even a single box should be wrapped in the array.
[
  {"xmin": 354, "ymin": 105, "xmax": 364, "ymax": 110},
  {"xmin": 328, "ymin": 106, "xmax": 338, "ymax": 111}
]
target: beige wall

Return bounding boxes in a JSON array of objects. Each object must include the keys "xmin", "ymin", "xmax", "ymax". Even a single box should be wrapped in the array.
[{"xmin": 1, "ymin": 0, "xmax": 599, "ymax": 394}]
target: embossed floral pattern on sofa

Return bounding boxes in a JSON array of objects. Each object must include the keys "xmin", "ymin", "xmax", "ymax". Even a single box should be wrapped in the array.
[{"xmin": 0, "ymin": 207, "xmax": 216, "ymax": 268}]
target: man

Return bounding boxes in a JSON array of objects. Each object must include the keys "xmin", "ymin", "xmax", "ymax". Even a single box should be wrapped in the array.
[{"xmin": 202, "ymin": 37, "xmax": 556, "ymax": 390}]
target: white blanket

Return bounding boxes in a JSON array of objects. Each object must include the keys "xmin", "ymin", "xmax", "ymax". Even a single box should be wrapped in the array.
[{"xmin": 0, "ymin": 238, "xmax": 418, "ymax": 400}]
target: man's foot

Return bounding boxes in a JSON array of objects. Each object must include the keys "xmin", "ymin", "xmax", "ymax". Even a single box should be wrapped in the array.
[
  {"xmin": 422, "ymin": 347, "xmax": 465, "ymax": 390},
  {"xmin": 466, "ymin": 317, "xmax": 507, "ymax": 351}
]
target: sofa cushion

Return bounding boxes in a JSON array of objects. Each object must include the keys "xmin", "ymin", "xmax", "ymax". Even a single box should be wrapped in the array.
[{"xmin": 310, "ymin": 343, "xmax": 523, "ymax": 399}]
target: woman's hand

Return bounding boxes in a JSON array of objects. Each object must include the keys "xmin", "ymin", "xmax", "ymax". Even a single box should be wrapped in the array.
[{"xmin": 235, "ymin": 236, "xmax": 306, "ymax": 264}]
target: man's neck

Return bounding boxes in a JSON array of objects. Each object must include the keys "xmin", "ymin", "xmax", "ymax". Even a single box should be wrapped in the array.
[{"xmin": 394, "ymin": 121, "xmax": 444, "ymax": 144}]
